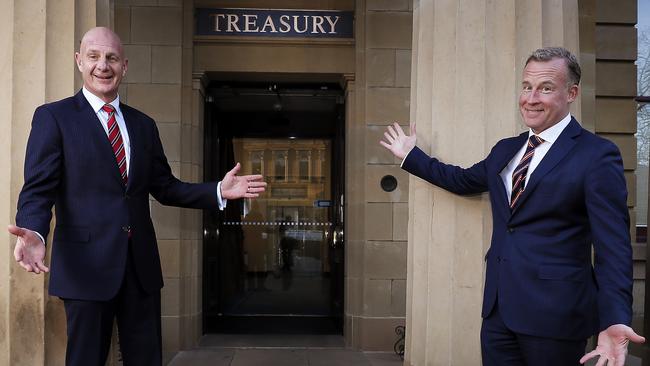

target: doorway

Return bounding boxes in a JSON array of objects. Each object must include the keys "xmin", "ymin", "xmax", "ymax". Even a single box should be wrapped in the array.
[{"xmin": 203, "ymin": 77, "xmax": 345, "ymax": 335}]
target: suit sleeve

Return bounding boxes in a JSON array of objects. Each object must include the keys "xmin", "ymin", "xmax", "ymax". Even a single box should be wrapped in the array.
[
  {"xmin": 148, "ymin": 121, "xmax": 220, "ymax": 210},
  {"xmin": 585, "ymin": 141, "xmax": 633, "ymax": 330},
  {"xmin": 401, "ymin": 146, "xmax": 489, "ymax": 195},
  {"xmin": 15, "ymin": 106, "xmax": 63, "ymax": 240}
]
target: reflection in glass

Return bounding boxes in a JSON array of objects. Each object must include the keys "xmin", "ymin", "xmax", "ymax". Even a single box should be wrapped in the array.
[{"xmin": 222, "ymin": 138, "xmax": 332, "ymax": 316}]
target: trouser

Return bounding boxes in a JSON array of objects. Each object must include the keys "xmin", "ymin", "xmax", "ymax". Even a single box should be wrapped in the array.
[
  {"xmin": 481, "ymin": 302, "xmax": 587, "ymax": 366},
  {"xmin": 62, "ymin": 244, "xmax": 162, "ymax": 366}
]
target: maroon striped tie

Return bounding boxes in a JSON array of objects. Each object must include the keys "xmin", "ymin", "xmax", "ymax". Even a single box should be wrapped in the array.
[
  {"xmin": 102, "ymin": 104, "xmax": 128, "ymax": 185},
  {"xmin": 510, "ymin": 135, "xmax": 544, "ymax": 209}
]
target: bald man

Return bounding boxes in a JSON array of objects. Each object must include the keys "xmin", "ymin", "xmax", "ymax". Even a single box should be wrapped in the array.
[{"xmin": 9, "ymin": 27, "xmax": 266, "ymax": 365}]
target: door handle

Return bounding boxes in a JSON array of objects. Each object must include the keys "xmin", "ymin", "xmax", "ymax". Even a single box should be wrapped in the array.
[{"xmin": 331, "ymin": 226, "xmax": 344, "ymax": 249}]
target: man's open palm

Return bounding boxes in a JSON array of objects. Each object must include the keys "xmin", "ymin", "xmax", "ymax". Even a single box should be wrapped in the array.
[
  {"xmin": 379, "ymin": 122, "xmax": 417, "ymax": 160},
  {"xmin": 8, "ymin": 224, "xmax": 49, "ymax": 274},
  {"xmin": 580, "ymin": 324, "xmax": 645, "ymax": 366}
]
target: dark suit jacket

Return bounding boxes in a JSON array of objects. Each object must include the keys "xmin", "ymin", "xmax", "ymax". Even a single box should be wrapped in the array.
[
  {"xmin": 402, "ymin": 118, "xmax": 632, "ymax": 340},
  {"xmin": 16, "ymin": 91, "xmax": 219, "ymax": 301}
]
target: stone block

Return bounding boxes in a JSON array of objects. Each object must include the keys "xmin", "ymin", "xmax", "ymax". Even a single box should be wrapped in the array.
[
  {"xmin": 345, "ymin": 240, "xmax": 363, "ymax": 278},
  {"xmin": 595, "ymin": 61, "xmax": 637, "ymax": 97},
  {"xmin": 159, "ymin": 239, "xmax": 181, "ymax": 277},
  {"xmin": 180, "ymin": 123, "xmax": 192, "ymax": 163},
  {"xmin": 595, "ymin": 0, "xmax": 636, "ymax": 24},
  {"xmin": 115, "ymin": 6, "xmax": 131, "ymax": 44},
  {"xmin": 393, "ymin": 202, "xmax": 408, "ymax": 241},
  {"xmin": 367, "ymin": 0, "xmax": 410, "ymax": 11},
  {"xmin": 346, "ymin": 276, "xmax": 362, "ymax": 314},
  {"xmin": 193, "ymin": 44, "xmax": 354, "ymax": 74},
  {"xmin": 161, "ymin": 278, "xmax": 180, "ymax": 316},
  {"xmin": 152, "ymin": 46, "xmax": 182, "ymax": 84},
  {"xmin": 364, "ymin": 241, "xmax": 407, "ymax": 279},
  {"xmin": 365, "ymin": 203, "xmax": 393, "ymax": 240},
  {"xmin": 367, "ymin": 49, "xmax": 395, "ymax": 87},
  {"xmin": 595, "ymin": 25, "xmax": 637, "ymax": 61},
  {"xmin": 626, "ymin": 171, "xmax": 636, "ymax": 207},
  {"xmin": 123, "ymin": 45, "xmax": 151, "ymax": 83},
  {"xmin": 363, "ymin": 279, "xmax": 392, "ymax": 316},
  {"xmin": 594, "ymin": 97, "xmax": 636, "ymax": 133},
  {"xmin": 161, "ymin": 316, "xmax": 180, "ymax": 352},
  {"xmin": 118, "ymin": 84, "xmax": 128, "ymax": 102},
  {"xmin": 391, "ymin": 279, "xmax": 406, "ymax": 316},
  {"xmin": 192, "ymin": 125, "xmax": 202, "ymax": 164},
  {"xmin": 366, "ymin": 11, "xmax": 413, "ymax": 49},
  {"xmin": 358, "ymin": 317, "xmax": 405, "ymax": 351},
  {"xmin": 131, "ymin": 7, "xmax": 182, "ymax": 45},
  {"xmin": 127, "ymin": 83, "xmax": 181, "ymax": 122},
  {"xmin": 182, "ymin": 276, "xmax": 192, "ymax": 314},
  {"xmin": 366, "ymin": 87, "xmax": 411, "ymax": 124},
  {"xmin": 395, "ymin": 49, "xmax": 411, "ymax": 87},
  {"xmin": 599, "ymin": 133, "xmax": 636, "ymax": 169},
  {"xmin": 366, "ymin": 125, "xmax": 402, "ymax": 164},
  {"xmin": 157, "ymin": 122, "xmax": 181, "ymax": 162},
  {"xmin": 365, "ymin": 164, "xmax": 409, "ymax": 202},
  {"xmin": 116, "ymin": 0, "xmax": 156, "ymax": 5},
  {"xmin": 151, "ymin": 201, "xmax": 181, "ymax": 239},
  {"xmin": 159, "ymin": 0, "xmax": 182, "ymax": 6}
]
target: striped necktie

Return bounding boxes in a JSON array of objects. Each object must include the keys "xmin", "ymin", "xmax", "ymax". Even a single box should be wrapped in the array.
[
  {"xmin": 101, "ymin": 104, "xmax": 128, "ymax": 185},
  {"xmin": 510, "ymin": 135, "xmax": 544, "ymax": 209}
]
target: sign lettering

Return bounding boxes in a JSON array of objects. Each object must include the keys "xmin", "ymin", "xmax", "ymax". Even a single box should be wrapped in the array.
[{"xmin": 196, "ymin": 8, "xmax": 354, "ymax": 38}]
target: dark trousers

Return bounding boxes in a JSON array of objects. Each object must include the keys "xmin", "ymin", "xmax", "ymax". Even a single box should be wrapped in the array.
[
  {"xmin": 63, "ymin": 245, "xmax": 162, "ymax": 366},
  {"xmin": 481, "ymin": 303, "xmax": 587, "ymax": 366}
]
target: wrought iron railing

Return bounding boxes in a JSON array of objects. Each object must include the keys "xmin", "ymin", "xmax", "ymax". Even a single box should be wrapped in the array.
[{"xmin": 394, "ymin": 325, "xmax": 405, "ymax": 360}]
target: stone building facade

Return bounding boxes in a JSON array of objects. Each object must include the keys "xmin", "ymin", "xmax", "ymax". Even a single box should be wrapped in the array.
[{"xmin": 0, "ymin": 0, "xmax": 642, "ymax": 365}]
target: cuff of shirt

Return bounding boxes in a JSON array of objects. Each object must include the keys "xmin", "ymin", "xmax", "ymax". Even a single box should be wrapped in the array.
[
  {"xmin": 33, "ymin": 230, "xmax": 45, "ymax": 244},
  {"xmin": 217, "ymin": 181, "xmax": 227, "ymax": 210},
  {"xmin": 400, "ymin": 147, "xmax": 416, "ymax": 168}
]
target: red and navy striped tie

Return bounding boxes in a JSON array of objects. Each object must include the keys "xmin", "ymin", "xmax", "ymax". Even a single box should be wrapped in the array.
[
  {"xmin": 510, "ymin": 135, "xmax": 544, "ymax": 209},
  {"xmin": 102, "ymin": 104, "xmax": 128, "ymax": 185}
]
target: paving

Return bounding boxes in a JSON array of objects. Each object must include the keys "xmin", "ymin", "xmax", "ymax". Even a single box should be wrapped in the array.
[{"xmin": 167, "ymin": 335, "xmax": 403, "ymax": 366}]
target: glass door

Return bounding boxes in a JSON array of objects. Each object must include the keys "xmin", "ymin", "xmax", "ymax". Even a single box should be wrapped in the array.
[{"xmin": 203, "ymin": 80, "xmax": 344, "ymax": 334}]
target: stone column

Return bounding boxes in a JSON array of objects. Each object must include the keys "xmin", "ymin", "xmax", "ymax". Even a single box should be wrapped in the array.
[
  {"xmin": 0, "ymin": 0, "xmax": 104, "ymax": 365},
  {"xmin": 405, "ymin": 1, "xmax": 581, "ymax": 364}
]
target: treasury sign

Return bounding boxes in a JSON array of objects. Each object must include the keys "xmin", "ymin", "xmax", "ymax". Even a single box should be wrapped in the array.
[{"xmin": 196, "ymin": 8, "xmax": 354, "ymax": 38}]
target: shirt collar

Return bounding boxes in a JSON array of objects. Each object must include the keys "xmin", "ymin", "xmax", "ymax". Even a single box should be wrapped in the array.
[
  {"xmin": 82, "ymin": 87, "xmax": 121, "ymax": 117},
  {"xmin": 529, "ymin": 113, "xmax": 572, "ymax": 144}
]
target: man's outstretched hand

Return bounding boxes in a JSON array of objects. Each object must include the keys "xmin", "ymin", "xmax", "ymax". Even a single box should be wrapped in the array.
[
  {"xmin": 221, "ymin": 162, "xmax": 267, "ymax": 200},
  {"xmin": 8, "ymin": 224, "xmax": 49, "ymax": 274},
  {"xmin": 580, "ymin": 324, "xmax": 645, "ymax": 366},
  {"xmin": 379, "ymin": 122, "xmax": 417, "ymax": 160}
]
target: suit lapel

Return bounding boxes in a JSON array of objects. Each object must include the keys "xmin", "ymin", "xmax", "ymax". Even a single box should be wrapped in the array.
[
  {"xmin": 509, "ymin": 119, "xmax": 582, "ymax": 214},
  {"xmin": 74, "ymin": 91, "xmax": 125, "ymax": 187}
]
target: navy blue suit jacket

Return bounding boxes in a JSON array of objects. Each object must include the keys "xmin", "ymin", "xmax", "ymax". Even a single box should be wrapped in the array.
[
  {"xmin": 16, "ymin": 91, "xmax": 219, "ymax": 301},
  {"xmin": 402, "ymin": 118, "xmax": 632, "ymax": 340}
]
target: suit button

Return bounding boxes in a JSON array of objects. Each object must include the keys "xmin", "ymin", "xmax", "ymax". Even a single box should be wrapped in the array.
[
  {"xmin": 497, "ymin": 256, "xmax": 501, "ymax": 262},
  {"xmin": 507, "ymin": 227, "xmax": 514, "ymax": 233},
  {"xmin": 122, "ymin": 226, "xmax": 130, "ymax": 232}
]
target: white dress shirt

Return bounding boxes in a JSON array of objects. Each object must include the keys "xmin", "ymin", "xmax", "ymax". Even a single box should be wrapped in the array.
[
  {"xmin": 83, "ymin": 87, "xmax": 131, "ymax": 174},
  {"xmin": 500, "ymin": 113, "xmax": 572, "ymax": 202}
]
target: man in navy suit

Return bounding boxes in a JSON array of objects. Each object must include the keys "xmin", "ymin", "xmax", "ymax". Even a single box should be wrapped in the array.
[
  {"xmin": 381, "ymin": 47, "xmax": 644, "ymax": 365},
  {"xmin": 8, "ymin": 27, "xmax": 266, "ymax": 365}
]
